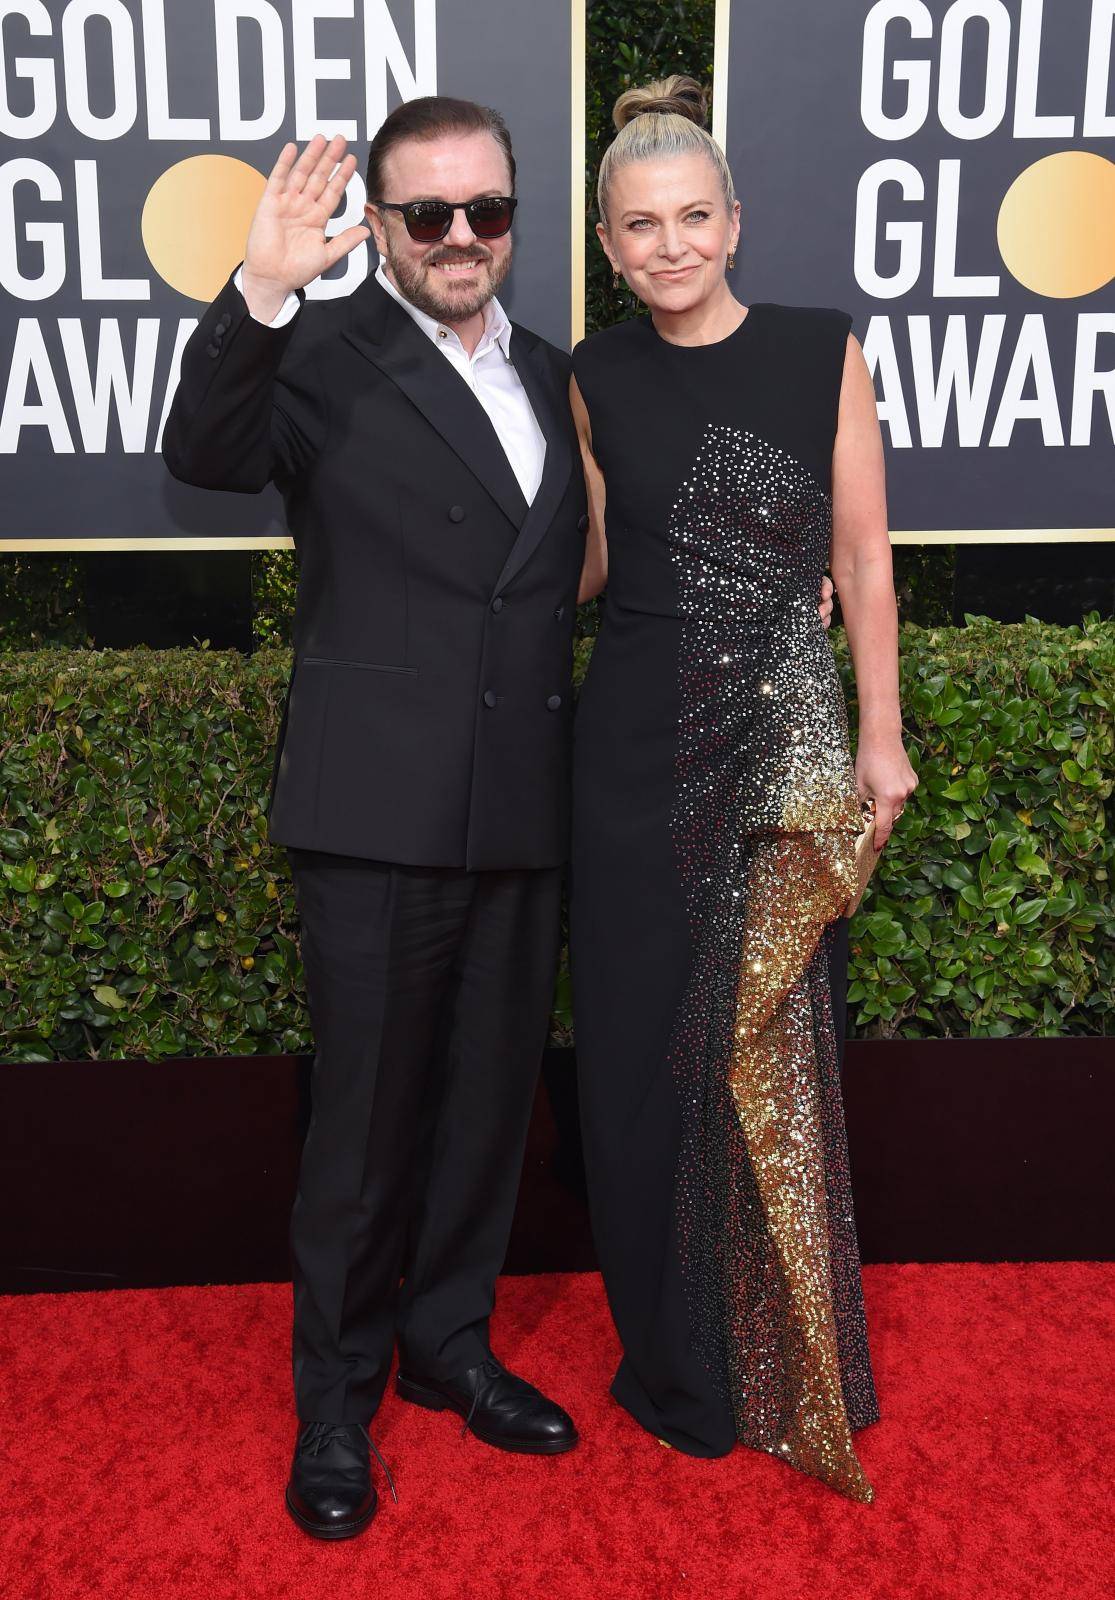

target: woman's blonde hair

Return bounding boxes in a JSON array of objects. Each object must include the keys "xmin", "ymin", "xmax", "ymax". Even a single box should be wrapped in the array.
[{"xmin": 596, "ymin": 75, "xmax": 736, "ymax": 228}]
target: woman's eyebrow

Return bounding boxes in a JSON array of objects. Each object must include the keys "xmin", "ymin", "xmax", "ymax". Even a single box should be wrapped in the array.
[{"xmin": 620, "ymin": 198, "xmax": 717, "ymax": 219}]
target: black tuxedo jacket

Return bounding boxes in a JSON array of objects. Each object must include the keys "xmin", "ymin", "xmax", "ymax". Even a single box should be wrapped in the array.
[{"xmin": 163, "ymin": 266, "xmax": 587, "ymax": 870}]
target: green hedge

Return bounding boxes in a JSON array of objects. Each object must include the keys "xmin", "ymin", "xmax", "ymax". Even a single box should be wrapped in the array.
[{"xmin": 1, "ymin": 617, "xmax": 1111, "ymax": 1061}]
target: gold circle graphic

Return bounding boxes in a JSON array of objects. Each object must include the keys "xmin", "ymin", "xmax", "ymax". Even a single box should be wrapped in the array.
[
  {"xmin": 998, "ymin": 151, "xmax": 1115, "ymax": 299},
  {"xmin": 142, "ymin": 155, "xmax": 266, "ymax": 302}
]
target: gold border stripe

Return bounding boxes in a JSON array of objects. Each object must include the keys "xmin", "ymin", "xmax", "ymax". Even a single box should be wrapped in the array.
[
  {"xmin": 0, "ymin": 537, "xmax": 295, "ymax": 551},
  {"xmin": 889, "ymin": 529, "xmax": 1115, "ymax": 546},
  {"xmin": 712, "ymin": 0, "xmax": 730, "ymax": 149},
  {"xmin": 571, "ymin": 0, "xmax": 586, "ymax": 347},
  {"xmin": 3, "ymin": 529, "xmax": 1113, "ymax": 552}
]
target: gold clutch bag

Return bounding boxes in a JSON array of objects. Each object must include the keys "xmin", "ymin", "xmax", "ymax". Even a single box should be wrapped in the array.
[{"xmin": 844, "ymin": 797, "xmax": 879, "ymax": 918}]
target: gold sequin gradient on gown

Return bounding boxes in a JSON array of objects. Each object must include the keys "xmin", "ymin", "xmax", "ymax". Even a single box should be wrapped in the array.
[{"xmin": 665, "ymin": 424, "xmax": 880, "ymax": 1504}]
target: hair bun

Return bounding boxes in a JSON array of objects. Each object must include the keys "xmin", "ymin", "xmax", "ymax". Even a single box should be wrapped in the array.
[{"xmin": 612, "ymin": 74, "xmax": 709, "ymax": 133}]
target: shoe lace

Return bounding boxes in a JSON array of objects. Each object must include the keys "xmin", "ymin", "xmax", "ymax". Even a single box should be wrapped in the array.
[
  {"xmin": 304, "ymin": 1421, "xmax": 399, "ymax": 1504},
  {"xmin": 460, "ymin": 1356, "xmax": 504, "ymax": 1439}
]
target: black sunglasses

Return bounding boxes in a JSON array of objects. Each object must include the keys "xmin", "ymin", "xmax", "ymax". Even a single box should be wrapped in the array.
[{"xmin": 372, "ymin": 195, "xmax": 517, "ymax": 243}]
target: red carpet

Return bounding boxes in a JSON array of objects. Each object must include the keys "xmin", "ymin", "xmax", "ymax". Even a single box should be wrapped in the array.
[{"xmin": 1, "ymin": 1266, "xmax": 1111, "ymax": 1600}]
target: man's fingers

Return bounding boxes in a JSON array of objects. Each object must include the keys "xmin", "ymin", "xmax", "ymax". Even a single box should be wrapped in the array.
[
  {"xmin": 288, "ymin": 132, "xmax": 330, "ymax": 193},
  {"xmin": 307, "ymin": 150, "xmax": 357, "ymax": 210},
  {"xmin": 305, "ymin": 136, "xmax": 347, "ymax": 198},
  {"xmin": 323, "ymin": 223, "xmax": 372, "ymax": 270},
  {"xmin": 265, "ymin": 141, "xmax": 298, "ymax": 193}
]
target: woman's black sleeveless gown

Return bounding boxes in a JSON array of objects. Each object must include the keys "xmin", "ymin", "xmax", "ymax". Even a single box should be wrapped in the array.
[{"xmin": 569, "ymin": 304, "xmax": 880, "ymax": 1504}]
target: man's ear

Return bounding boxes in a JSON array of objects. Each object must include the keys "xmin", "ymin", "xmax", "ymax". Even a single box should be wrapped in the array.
[{"xmin": 365, "ymin": 203, "xmax": 388, "ymax": 258}]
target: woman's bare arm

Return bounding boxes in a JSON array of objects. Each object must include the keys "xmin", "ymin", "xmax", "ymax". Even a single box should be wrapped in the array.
[
  {"xmin": 830, "ymin": 333, "xmax": 918, "ymax": 848},
  {"xmin": 570, "ymin": 374, "xmax": 608, "ymax": 603}
]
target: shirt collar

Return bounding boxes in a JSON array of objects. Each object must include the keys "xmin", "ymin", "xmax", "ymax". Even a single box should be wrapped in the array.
[{"xmin": 375, "ymin": 258, "xmax": 512, "ymax": 360}]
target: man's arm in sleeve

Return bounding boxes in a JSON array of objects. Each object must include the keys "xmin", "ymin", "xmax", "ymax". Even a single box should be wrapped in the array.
[{"xmin": 161, "ymin": 261, "xmax": 323, "ymax": 494}]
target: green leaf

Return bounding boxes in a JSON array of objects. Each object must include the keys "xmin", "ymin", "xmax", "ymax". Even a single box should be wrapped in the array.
[
  {"xmin": 8, "ymin": 861, "xmax": 36, "ymax": 893},
  {"xmin": 1013, "ymin": 899, "xmax": 1047, "ymax": 924},
  {"xmin": 1015, "ymin": 848, "xmax": 1051, "ymax": 877}
]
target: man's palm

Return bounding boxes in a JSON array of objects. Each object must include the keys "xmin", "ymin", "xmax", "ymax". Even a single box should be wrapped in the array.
[{"xmin": 244, "ymin": 133, "xmax": 370, "ymax": 294}]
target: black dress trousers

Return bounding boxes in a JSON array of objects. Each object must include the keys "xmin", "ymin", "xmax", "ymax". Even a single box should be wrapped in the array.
[{"xmin": 285, "ymin": 848, "xmax": 562, "ymax": 1425}]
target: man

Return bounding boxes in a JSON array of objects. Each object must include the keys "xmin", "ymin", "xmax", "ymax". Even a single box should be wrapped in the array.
[
  {"xmin": 164, "ymin": 96, "xmax": 835, "ymax": 1542},
  {"xmin": 164, "ymin": 100, "xmax": 586, "ymax": 1541}
]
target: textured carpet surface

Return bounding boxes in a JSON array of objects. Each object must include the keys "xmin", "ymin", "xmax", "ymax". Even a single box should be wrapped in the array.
[{"xmin": 1, "ymin": 1265, "xmax": 1111, "ymax": 1600}]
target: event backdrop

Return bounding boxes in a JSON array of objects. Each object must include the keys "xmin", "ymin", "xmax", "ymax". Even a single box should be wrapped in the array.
[
  {"xmin": 716, "ymin": 0, "xmax": 1115, "ymax": 544},
  {"xmin": 0, "ymin": 0, "xmax": 583, "ymax": 550}
]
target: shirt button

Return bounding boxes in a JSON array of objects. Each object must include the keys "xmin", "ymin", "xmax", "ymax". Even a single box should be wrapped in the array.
[
  {"xmin": 437, "ymin": 328, "xmax": 448, "ymax": 339},
  {"xmin": 546, "ymin": 695, "xmax": 562, "ymax": 711},
  {"xmin": 491, "ymin": 597, "xmax": 504, "ymax": 613},
  {"xmin": 448, "ymin": 506, "xmax": 466, "ymax": 522},
  {"xmin": 577, "ymin": 512, "xmax": 589, "ymax": 531},
  {"xmin": 483, "ymin": 689, "xmax": 498, "ymax": 709}
]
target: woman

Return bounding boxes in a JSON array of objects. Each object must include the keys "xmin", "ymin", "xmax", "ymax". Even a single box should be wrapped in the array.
[{"xmin": 569, "ymin": 77, "xmax": 917, "ymax": 1505}]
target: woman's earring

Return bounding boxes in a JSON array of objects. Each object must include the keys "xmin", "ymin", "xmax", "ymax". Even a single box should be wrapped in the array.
[
  {"xmin": 612, "ymin": 268, "xmax": 621, "ymax": 288},
  {"xmin": 727, "ymin": 250, "xmax": 737, "ymax": 271}
]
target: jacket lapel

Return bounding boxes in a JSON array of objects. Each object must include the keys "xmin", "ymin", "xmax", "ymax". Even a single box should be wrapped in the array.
[
  {"xmin": 340, "ymin": 277, "xmax": 528, "ymax": 531},
  {"xmin": 491, "ymin": 326, "xmax": 574, "ymax": 597}
]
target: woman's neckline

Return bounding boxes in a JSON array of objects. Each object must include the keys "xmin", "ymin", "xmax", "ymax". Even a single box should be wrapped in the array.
[{"xmin": 642, "ymin": 302, "xmax": 763, "ymax": 351}]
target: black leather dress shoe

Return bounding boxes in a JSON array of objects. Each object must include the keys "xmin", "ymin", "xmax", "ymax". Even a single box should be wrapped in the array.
[
  {"xmin": 284, "ymin": 1421, "xmax": 391, "ymax": 1540},
  {"xmin": 396, "ymin": 1354, "xmax": 579, "ymax": 1455}
]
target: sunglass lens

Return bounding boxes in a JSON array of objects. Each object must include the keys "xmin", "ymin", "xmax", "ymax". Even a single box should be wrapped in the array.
[
  {"xmin": 405, "ymin": 201, "xmax": 453, "ymax": 241},
  {"xmin": 467, "ymin": 198, "xmax": 514, "ymax": 237}
]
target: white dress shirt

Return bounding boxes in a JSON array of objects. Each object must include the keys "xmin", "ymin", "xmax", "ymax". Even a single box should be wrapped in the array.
[{"xmin": 232, "ymin": 261, "xmax": 546, "ymax": 505}]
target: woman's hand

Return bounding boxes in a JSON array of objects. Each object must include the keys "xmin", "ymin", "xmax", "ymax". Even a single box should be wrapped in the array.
[
  {"xmin": 855, "ymin": 736, "xmax": 918, "ymax": 850},
  {"xmin": 819, "ymin": 573, "xmax": 834, "ymax": 629}
]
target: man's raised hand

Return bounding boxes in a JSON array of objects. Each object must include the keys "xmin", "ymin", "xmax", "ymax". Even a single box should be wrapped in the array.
[{"xmin": 241, "ymin": 134, "xmax": 370, "ymax": 321}]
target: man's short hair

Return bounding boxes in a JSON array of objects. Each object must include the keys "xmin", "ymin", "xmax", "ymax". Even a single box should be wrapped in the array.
[{"xmin": 366, "ymin": 96, "xmax": 516, "ymax": 201}]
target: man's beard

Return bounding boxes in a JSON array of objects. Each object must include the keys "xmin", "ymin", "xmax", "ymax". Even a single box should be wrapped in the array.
[{"xmin": 385, "ymin": 238, "xmax": 512, "ymax": 324}]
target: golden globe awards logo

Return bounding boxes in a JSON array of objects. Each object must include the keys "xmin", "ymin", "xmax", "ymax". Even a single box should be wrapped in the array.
[
  {"xmin": 0, "ymin": 1, "xmax": 437, "ymax": 457},
  {"xmin": 855, "ymin": 0, "xmax": 1115, "ymax": 452}
]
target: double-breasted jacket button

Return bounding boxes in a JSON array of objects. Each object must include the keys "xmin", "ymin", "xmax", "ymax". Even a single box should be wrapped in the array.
[
  {"xmin": 491, "ymin": 597, "xmax": 504, "ymax": 613},
  {"xmin": 205, "ymin": 341, "xmax": 220, "ymax": 358},
  {"xmin": 449, "ymin": 505, "xmax": 466, "ymax": 523},
  {"xmin": 577, "ymin": 512, "xmax": 589, "ymax": 531},
  {"xmin": 554, "ymin": 605, "xmax": 565, "ymax": 622},
  {"xmin": 483, "ymin": 689, "xmax": 498, "ymax": 709},
  {"xmin": 546, "ymin": 694, "xmax": 562, "ymax": 711},
  {"xmin": 216, "ymin": 313, "xmax": 232, "ymax": 334}
]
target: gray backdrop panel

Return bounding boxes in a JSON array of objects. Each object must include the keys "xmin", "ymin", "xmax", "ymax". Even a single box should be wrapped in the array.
[
  {"xmin": 722, "ymin": 0, "xmax": 1113, "ymax": 535},
  {"xmin": 0, "ymin": 0, "xmax": 572, "ymax": 544}
]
